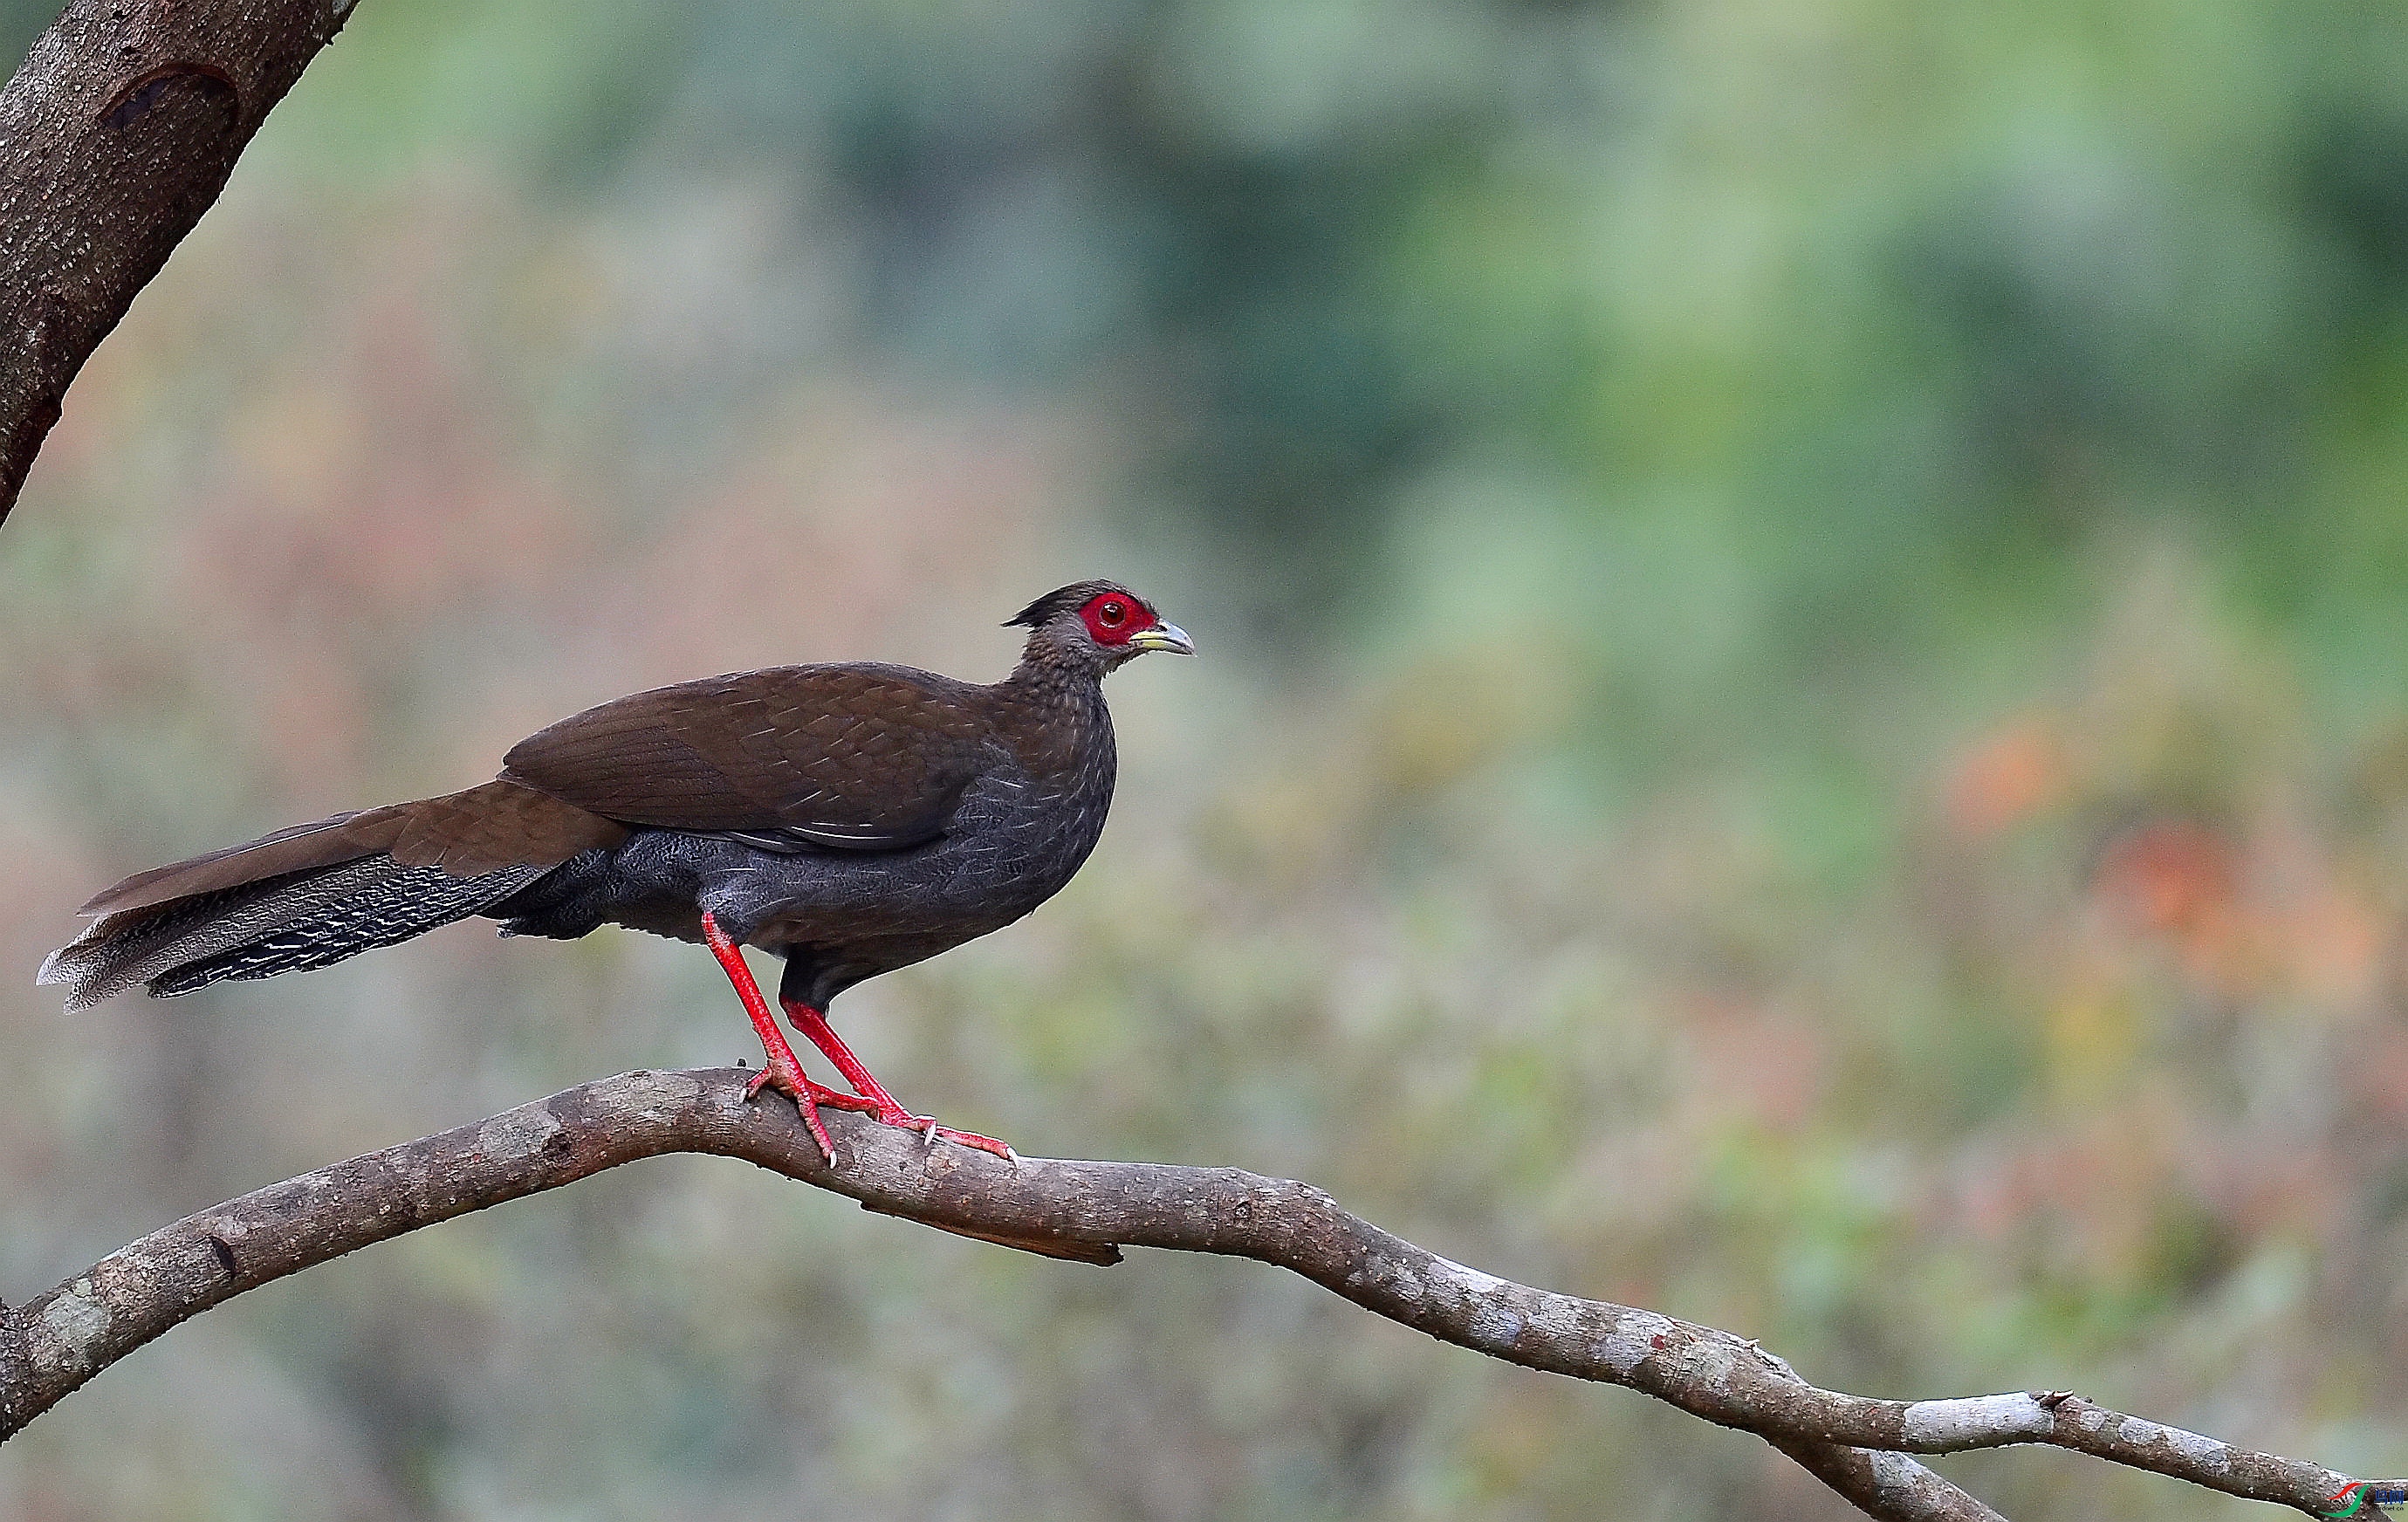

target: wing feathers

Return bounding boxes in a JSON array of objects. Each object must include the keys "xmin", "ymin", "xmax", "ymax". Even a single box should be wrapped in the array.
[{"xmin": 501, "ymin": 664, "xmax": 990, "ymax": 848}]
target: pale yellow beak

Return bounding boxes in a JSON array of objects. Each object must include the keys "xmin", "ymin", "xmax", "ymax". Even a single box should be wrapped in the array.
[{"xmin": 1129, "ymin": 621, "xmax": 1196, "ymax": 655}]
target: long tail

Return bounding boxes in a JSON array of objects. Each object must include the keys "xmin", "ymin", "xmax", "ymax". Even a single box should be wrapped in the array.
[{"xmin": 38, "ymin": 780, "xmax": 627, "ymax": 1010}]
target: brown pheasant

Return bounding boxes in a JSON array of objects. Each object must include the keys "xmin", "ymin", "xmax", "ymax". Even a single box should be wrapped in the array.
[{"xmin": 41, "ymin": 581, "xmax": 1193, "ymax": 1158}]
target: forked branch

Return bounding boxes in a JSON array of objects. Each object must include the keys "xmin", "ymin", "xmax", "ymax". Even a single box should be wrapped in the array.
[{"xmin": 0, "ymin": 1069, "xmax": 2371, "ymax": 1521}]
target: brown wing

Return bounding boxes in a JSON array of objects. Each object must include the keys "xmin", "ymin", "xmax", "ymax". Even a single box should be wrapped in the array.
[{"xmin": 498, "ymin": 663, "xmax": 992, "ymax": 851}]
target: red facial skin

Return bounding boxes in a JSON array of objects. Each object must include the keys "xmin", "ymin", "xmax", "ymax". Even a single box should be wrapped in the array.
[{"xmin": 1079, "ymin": 592, "xmax": 1158, "ymax": 648}]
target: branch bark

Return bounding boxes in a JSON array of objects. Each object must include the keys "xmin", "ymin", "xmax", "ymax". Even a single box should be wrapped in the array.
[
  {"xmin": 0, "ymin": 0, "xmax": 355, "ymax": 524},
  {"xmin": 0, "ymin": 1068, "xmax": 2373, "ymax": 1521}
]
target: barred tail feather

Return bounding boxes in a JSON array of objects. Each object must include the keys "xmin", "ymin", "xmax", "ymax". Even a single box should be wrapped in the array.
[
  {"xmin": 38, "ymin": 780, "xmax": 625, "ymax": 1010},
  {"xmin": 38, "ymin": 856, "xmax": 545, "ymax": 1010}
]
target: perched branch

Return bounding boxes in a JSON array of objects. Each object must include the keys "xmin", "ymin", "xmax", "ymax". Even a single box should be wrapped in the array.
[
  {"xmin": 0, "ymin": 1069, "xmax": 2370, "ymax": 1522},
  {"xmin": 0, "ymin": 0, "xmax": 357, "ymax": 524}
]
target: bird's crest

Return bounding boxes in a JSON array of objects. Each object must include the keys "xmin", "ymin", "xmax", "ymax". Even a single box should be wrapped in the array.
[{"xmin": 1005, "ymin": 580, "xmax": 1143, "ymax": 628}]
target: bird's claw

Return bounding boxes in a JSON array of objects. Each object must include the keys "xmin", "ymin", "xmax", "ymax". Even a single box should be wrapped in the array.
[
  {"xmin": 741, "ymin": 1055, "xmax": 874, "ymax": 1163},
  {"xmin": 736, "ymin": 1052, "xmax": 1007, "ymax": 1162},
  {"xmin": 930, "ymin": 1127, "xmax": 1016, "ymax": 1160},
  {"xmin": 864, "ymin": 1104, "xmax": 1014, "ymax": 1160}
]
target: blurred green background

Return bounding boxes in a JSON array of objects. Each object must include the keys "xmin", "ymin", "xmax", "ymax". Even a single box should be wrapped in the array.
[{"xmin": 3, "ymin": 1, "xmax": 2406, "ymax": 1518}]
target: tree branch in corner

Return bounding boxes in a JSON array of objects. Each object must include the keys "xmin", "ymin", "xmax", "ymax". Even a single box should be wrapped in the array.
[{"xmin": 0, "ymin": 0, "xmax": 357, "ymax": 523}]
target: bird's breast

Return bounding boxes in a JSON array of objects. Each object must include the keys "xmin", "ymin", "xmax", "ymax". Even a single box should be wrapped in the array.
[{"xmin": 942, "ymin": 723, "xmax": 1116, "ymax": 912}]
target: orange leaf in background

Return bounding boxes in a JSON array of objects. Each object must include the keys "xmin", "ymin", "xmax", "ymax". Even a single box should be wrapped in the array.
[
  {"xmin": 2089, "ymin": 818, "xmax": 2276, "ymax": 996},
  {"xmin": 2092, "ymin": 819, "xmax": 2237, "ymax": 939},
  {"xmin": 1947, "ymin": 716, "xmax": 2070, "ymax": 839}
]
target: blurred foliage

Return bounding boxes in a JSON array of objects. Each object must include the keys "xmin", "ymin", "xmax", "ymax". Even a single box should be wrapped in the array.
[{"xmin": 2, "ymin": 1, "xmax": 2407, "ymax": 1519}]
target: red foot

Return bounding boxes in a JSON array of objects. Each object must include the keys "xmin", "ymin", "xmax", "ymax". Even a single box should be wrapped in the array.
[
  {"xmin": 740, "ymin": 1046, "xmax": 877, "ymax": 1160},
  {"xmin": 784, "ymin": 997, "xmax": 1017, "ymax": 1161},
  {"xmin": 701, "ymin": 912, "xmax": 870, "ymax": 1162}
]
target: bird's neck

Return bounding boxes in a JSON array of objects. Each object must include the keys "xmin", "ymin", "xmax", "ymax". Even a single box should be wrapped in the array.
[
  {"xmin": 994, "ymin": 647, "xmax": 1115, "ymax": 767},
  {"xmin": 998, "ymin": 650, "xmax": 1108, "ymax": 709}
]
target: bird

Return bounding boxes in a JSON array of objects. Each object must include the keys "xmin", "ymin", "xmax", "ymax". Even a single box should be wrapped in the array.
[{"xmin": 39, "ymin": 580, "xmax": 1194, "ymax": 1160}]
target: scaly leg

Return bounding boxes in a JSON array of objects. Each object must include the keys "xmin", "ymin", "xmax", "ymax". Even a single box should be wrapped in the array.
[
  {"xmin": 783, "ymin": 997, "xmax": 1014, "ymax": 1160},
  {"xmin": 700, "ymin": 912, "xmax": 872, "ymax": 1162}
]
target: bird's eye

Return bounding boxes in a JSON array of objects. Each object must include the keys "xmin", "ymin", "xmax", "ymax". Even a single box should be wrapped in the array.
[{"xmin": 1099, "ymin": 600, "xmax": 1127, "ymax": 627}]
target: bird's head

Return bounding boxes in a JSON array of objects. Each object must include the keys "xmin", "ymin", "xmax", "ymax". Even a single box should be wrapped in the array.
[{"xmin": 1006, "ymin": 581, "xmax": 1195, "ymax": 674}]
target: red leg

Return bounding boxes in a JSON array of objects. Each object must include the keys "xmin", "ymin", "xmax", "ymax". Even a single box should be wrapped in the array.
[
  {"xmin": 700, "ymin": 912, "xmax": 871, "ymax": 1162},
  {"xmin": 783, "ymin": 997, "xmax": 1014, "ymax": 1160}
]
